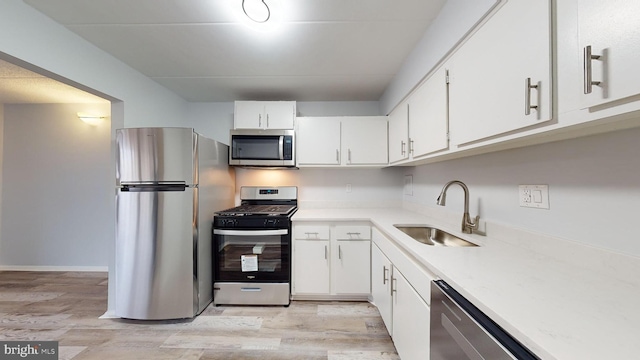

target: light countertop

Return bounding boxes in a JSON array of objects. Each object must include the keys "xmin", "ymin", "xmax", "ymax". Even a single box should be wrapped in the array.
[{"xmin": 292, "ymin": 208, "xmax": 640, "ymax": 360}]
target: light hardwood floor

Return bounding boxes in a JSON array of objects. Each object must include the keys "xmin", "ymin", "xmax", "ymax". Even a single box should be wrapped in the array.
[{"xmin": 0, "ymin": 271, "xmax": 399, "ymax": 359}]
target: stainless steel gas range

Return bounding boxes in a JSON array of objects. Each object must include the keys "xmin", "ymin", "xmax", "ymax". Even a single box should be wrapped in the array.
[{"xmin": 212, "ymin": 186, "xmax": 298, "ymax": 306}]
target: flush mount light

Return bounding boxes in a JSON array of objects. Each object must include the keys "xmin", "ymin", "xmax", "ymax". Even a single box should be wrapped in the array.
[
  {"xmin": 242, "ymin": 0, "xmax": 270, "ymax": 23},
  {"xmin": 77, "ymin": 112, "xmax": 106, "ymax": 126}
]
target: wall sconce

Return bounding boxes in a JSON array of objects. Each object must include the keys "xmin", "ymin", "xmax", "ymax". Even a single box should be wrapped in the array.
[
  {"xmin": 242, "ymin": 0, "xmax": 270, "ymax": 23},
  {"xmin": 77, "ymin": 112, "xmax": 106, "ymax": 126}
]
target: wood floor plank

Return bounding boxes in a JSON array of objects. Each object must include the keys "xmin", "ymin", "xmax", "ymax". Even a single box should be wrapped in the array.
[{"xmin": 0, "ymin": 271, "xmax": 398, "ymax": 359}]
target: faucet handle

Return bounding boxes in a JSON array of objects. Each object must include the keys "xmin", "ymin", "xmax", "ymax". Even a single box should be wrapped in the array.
[{"xmin": 471, "ymin": 215, "xmax": 480, "ymax": 229}]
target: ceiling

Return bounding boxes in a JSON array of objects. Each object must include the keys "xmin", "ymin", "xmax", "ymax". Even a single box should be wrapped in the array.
[
  {"xmin": 18, "ymin": 0, "xmax": 446, "ymax": 103},
  {"xmin": 0, "ymin": 58, "xmax": 109, "ymax": 104}
]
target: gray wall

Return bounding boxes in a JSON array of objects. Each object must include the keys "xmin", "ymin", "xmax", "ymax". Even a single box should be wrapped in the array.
[
  {"xmin": 404, "ymin": 126, "xmax": 640, "ymax": 257},
  {"xmin": 1, "ymin": 103, "xmax": 111, "ymax": 267},
  {"xmin": 379, "ymin": 0, "xmax": 498, "ymax": 114},
  {"xmin": 232, "ymin": 101, "xmax": 400, "ymax": 207}
]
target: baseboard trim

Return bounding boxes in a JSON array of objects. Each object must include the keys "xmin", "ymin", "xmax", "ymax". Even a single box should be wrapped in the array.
[
  {"xmin": 0, "ymin": 265, "xmax": 108, "ymax": 272},
  {"xmin": 291, "ymin": 294, "xmax": 370, "ymax": 301}
]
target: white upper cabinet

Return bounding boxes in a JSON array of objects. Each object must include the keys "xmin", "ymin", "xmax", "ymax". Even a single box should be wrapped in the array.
[
  {"xmin": 578, "ymin": 0, "xmax": 640, "ymax": 108},
  {"xmin": 449, "ymin": 0, "xmax": 552, "ymax": 145},
  {"xmin": 296, "ymin": 116, "xmax": 388, "ymax": 167},
  {"xmin": 408, "ymin": 65, "xmax": 449, "ymax": 158},
  {"xmin": 341, "ymin": 117, "xmax": 388, "ymax": 165},
  {"xmin": 388, "ymin": 100, "xmax": 409, "ymax": 164},
  {"xmin": 388, "ymin": 64, "xmax": 449, "ymax": 164},
  {"xmin": 296, "ymin": 117, "xmax": 341, "ymax": 166},
  {"xmin": 234, "ymin": 101, "xmax": 296, "ymax": 129}
]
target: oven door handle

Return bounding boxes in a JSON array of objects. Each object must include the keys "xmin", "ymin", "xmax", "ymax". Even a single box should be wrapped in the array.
[{"xmin": 213, "ymin": 229, "xmax": 288, "ymax": 236}]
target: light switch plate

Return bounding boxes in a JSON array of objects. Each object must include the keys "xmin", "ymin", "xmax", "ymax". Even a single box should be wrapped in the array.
[
  {"xmin": 404, "ymin": 175, "xmax": 413, "ymax": 196},
  {"xmin": 519, "ymin": 185, "xmax": 549, "ymax": 209}
]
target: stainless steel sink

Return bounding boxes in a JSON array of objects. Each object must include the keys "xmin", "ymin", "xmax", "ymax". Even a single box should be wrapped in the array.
[{"xmin": 394, "ymin": 225, "xmax": 479, "ymax": 247}]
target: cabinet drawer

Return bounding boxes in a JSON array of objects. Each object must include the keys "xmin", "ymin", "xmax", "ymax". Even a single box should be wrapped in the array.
[
  {"xmin": 334, "ymin": 226, "xmax": 371, "ymax": 240},
  {"xmin": 294, "ymin": 225, "xmax": 330, "ymax": 240}
]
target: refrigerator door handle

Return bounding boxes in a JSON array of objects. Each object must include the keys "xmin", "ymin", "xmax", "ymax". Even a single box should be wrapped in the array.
[
  {"xmin": 213, "ymin": 229, "xmax": 288, "ymax": 236},
  {"xmin": 121, "ymin": 184, "xmax": 188, "ymax": 192}
]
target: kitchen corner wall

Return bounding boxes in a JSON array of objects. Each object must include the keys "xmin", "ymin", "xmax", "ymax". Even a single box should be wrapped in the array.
[
  {"xmin": 403, "ymin": 125, "xmax": 640, "ymax": 257},
  {"xmin": 229, "ymin": 101, "xmax": 403, "ymax": 207},
  {"xmin": 0, "ymin": 104, "xmax": 3, "ymax": 249},
  {"xmin": 1, "ymin": 103, "xmax": 111, "ymax": 267},
  {"xmin": 235, "ymin": 167, "xmax": 405, "ymax": 209}
]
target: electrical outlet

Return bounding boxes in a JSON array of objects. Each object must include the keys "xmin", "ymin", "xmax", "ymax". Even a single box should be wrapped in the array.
[{"xmin": 519, "ymin": 185, "xmax": 549, "ymax": 209}]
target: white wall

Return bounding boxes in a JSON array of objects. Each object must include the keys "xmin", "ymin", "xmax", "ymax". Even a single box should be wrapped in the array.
[
  {"xmin": 0, "ymin": 104, "xmax": 3, "ymax": 252},
  {"xmin": 235, "ymin": 167, "xmax": 404, "ymax": 208},
  {"xmin": 0, "ymin": 0, "xmax": 188, "ymax": 128},
  {"xmin": 379, "ymin": 0, "xmax": 498, "ymax": 114},
  {"xmin": 232, "ymin": 100, "xmax": 399, "ymax": 206},
  {"xmin": 1, "ymin": 103, "xmax": 111, "ymax": 267},
  {"xmin": 403, "ymin": 126, "xmax": 640, "ymax": 257}
]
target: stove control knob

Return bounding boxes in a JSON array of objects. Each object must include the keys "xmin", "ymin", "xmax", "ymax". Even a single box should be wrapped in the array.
[
  {"xmin": 264, "ymin": 219, "xmax": 278, "ymax": 227},
  {"xmin": 223, "ymin": 219, "xmax": 238, "ymax": 227}
]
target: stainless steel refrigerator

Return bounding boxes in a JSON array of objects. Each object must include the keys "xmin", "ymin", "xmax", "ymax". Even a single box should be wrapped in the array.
[{"xmin": 115, "ymin": 127, "xmax": 235, "ymax": 320}]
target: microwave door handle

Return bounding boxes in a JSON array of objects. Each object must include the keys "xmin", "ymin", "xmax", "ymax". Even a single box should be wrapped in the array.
[{"xmin": 279, "ymin": 135, "xmax": 284, "ymax": 160}]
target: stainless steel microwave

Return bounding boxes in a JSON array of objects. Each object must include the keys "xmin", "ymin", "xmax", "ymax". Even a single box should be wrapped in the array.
[{"xmin": 229, "ymin": 129, "xmax": 295, "ymax": 167}]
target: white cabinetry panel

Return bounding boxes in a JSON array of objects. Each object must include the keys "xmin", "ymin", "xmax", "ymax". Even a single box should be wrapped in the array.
[
  {"xmin": 372, "ymin": 243, "xmax": 393, "ymax": 336},
  {"xmin": 388, "ymin": 100, "xmax": 409, "ymax": 164},
  {"xmin": 296, "ymin": 117, "xmax": 341, "ymax": 165},
  {"xmin": 578, "ymin": 0, "xmax": 640, "ymax": 108},
  {"xmin": 409, "ymin": 65, "xmax": 449, "ymax": 157},
  {"xmin": 234, "ymin": 101, "xmax": 295, "ymax": 129},
  {"xmin": 392, "ymin": 267, "xmax": 431, "ymax": 360},
  {"xmin": 449, "ymin": 0, "xmax": 552, "ymax": 145},
  {"xmin": 293, "ymin": 239, "xmax": 330, "ymax": 294}
]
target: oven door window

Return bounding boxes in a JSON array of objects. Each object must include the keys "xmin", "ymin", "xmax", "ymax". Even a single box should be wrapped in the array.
[{"xmin": 214, "ymin": 229, "xmax": 290, "ymax": 282}]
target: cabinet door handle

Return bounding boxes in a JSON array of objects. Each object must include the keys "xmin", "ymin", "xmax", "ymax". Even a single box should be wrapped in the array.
[
  {"xmin": 338, "ymin": 245, "xmax": 342, "ymax": 259},
  {"xmin": 401, "ymin": 140, "xmax": 406, "ymax": 155},
  {"xmin": 524, "ymin": 77, "xmax": 539, "ymax": 116},
  {"xmin": 348, "ymin": 149, "xmax": 352, "ymax": 163},
  {"xmin": 304, "ymin": 232, "xmax": 319, "ymax": 239},
  {"xmin": 390, "ymin": 276, "xmax": 397, "ymax": 297},
  {"xmin": 258, "ymin": 114, "xmax": 262, "ymax": 128},
  {"xmin": 336, "ymin": 149, "xmax": 340, "ymax": 163},
  {"xmin": 266, "ymin": 114, "xmax": 270, "ymax": 128},
  {"xmin": 409, "ymin": 139, "xmax": 414, "ymax": 155},
  {"xmin": 583, "ymin": 45, "xmax": 602, "ymax": 94},
  {"xmin": 324, "ymin": 245, "xmax": 328, "ymax": 260},
  {"xmin": 383, "ymin": 266, "xmax": 389, "ymax": 285}
]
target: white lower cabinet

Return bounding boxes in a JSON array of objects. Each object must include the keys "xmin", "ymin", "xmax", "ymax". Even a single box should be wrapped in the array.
[
  {"xmin": 392, "ymin": 267, "xmax": 430, "ymax": 360},
  {"xmin": 372, "ymin": 243, "xmax": 393, "ymax": 335},
  {"xmin": 372, "ymin": 230, "xmax": 432, "ymax": 360},
  {"xmin": 292, "ymin": 222, "xmax": 371, "ymax": 299},
  {"xmin": 293, "ymin": 239, "xmax": 330, "ymax": 294},
  {"xmin": 333, "ymin": 239, "xmax": 371, "ymax": 294}
]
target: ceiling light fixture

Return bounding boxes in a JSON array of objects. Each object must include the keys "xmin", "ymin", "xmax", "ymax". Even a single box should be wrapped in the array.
[
  {"xmin": 242, "ymin": 0, "xmax": 270, "ymax": 23},
  {"xmin": 77, "ymin": 112, "xmax": 106, "ymax": 126}
]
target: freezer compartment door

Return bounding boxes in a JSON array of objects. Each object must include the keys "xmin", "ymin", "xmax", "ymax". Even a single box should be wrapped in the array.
[
  {"xmin": 115, "ymin": 187, "xmax": 197, "ymax": 320},
  {"xmin": 116, "ymin": 127, "xmax": 196, "ymax": 184}
]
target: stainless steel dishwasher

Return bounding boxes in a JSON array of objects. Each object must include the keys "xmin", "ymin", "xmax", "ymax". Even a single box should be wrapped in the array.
[{"xmin": 430, "ymin": 280, "xmax": 540, "ymax": 360}]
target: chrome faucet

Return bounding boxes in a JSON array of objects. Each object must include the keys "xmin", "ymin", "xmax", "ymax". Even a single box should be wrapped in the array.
[{"xmin": 436, "ymin": 180, "xmax": 479, "ymax": 234}]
